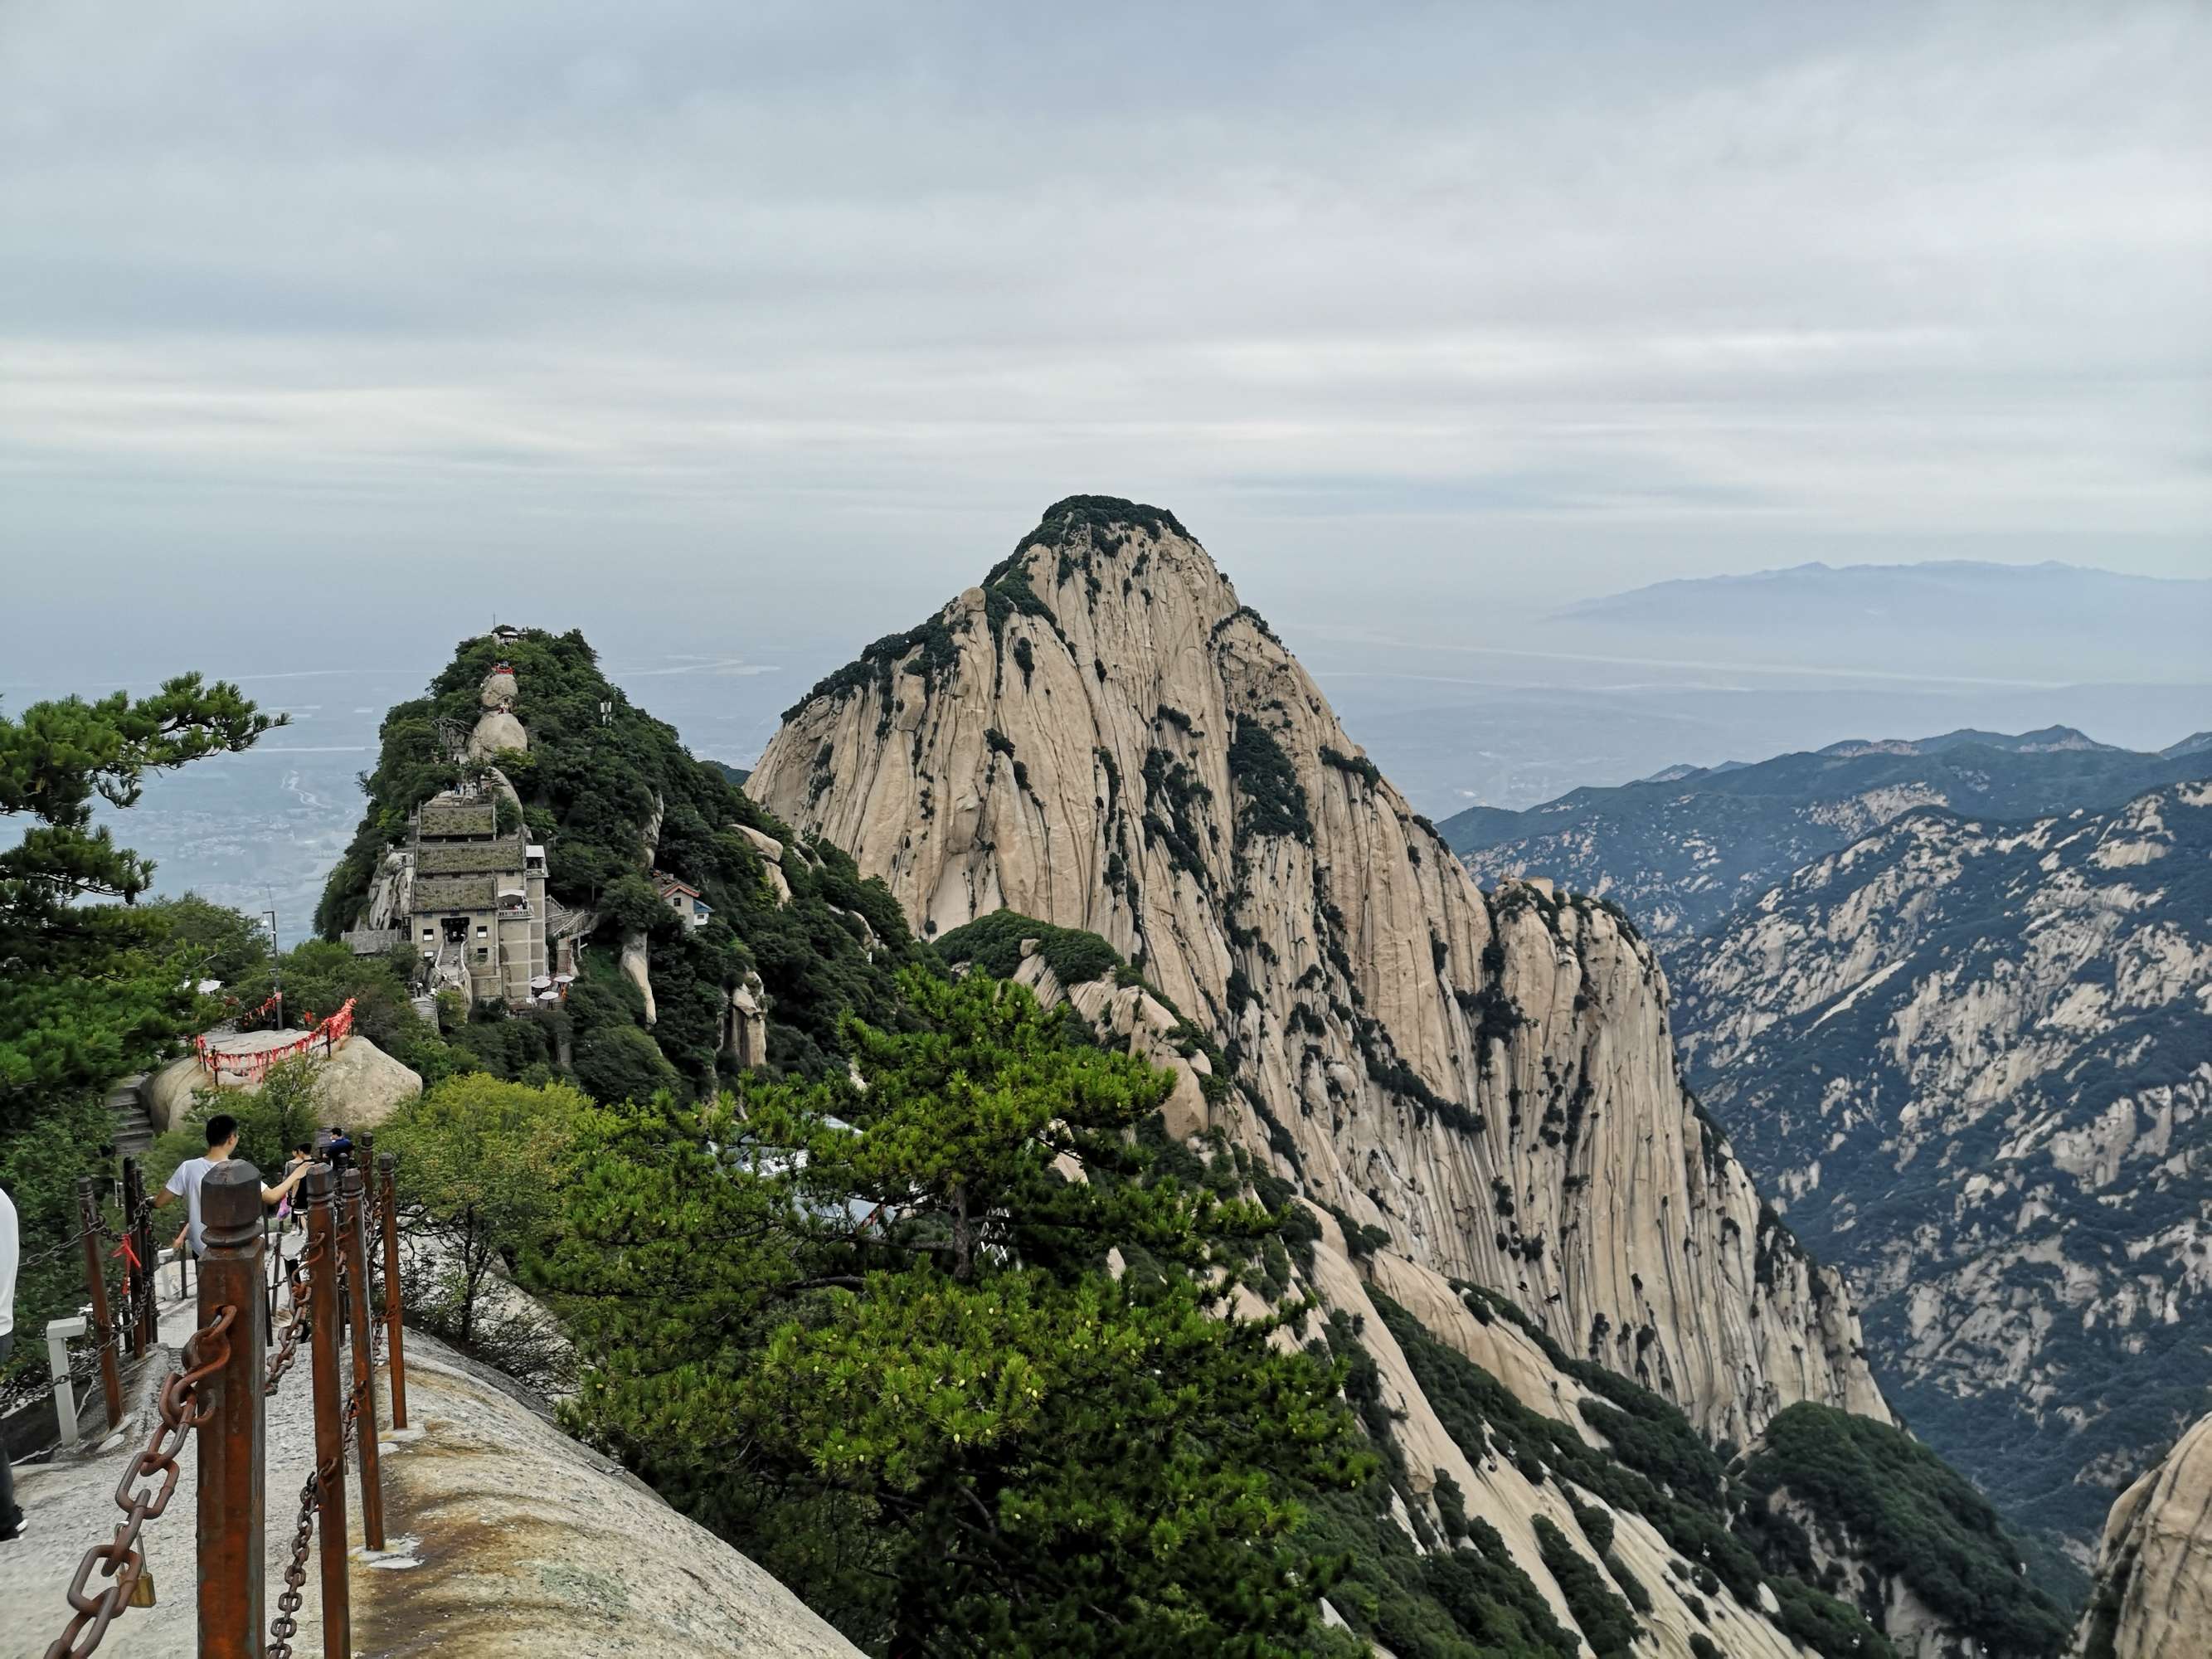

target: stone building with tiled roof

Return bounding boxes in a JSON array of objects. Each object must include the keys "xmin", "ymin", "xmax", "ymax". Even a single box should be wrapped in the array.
[
  {"xmin": 401, "ymin": 800, "xmax": 549, "ymax": 1005},
  {"xmin": 346, "ymin": 658, "xmax": 552, "ymax": 1009}
]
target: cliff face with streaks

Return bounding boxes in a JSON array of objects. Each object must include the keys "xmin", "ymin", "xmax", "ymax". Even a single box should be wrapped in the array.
[{"xmin": 748, "ymin": 495, "xmax": 1887, "ymax": 1449}]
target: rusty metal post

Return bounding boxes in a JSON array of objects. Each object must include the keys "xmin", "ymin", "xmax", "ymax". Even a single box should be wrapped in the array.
[
  {"xmin": 304, "ymin": 1162, "xmax": 351, "ymax": 1657},
  {"xmin": 377, "ymin": 1151, "xmax": 408, "ymax": 1429},
  {"xmin": 134, "ymin": 1159, "xmax": 158, "ymax": 1349},
  {"xmin": 76, "ymin": 1176, "xmax": 124, "ymax": 1430},
  {"xmin": 198, "ymin": 1160, "xmax": 268, "ymax": 1657},
  {"xmin": 318, "ymin": 1131, "xmax": 348, "ymax": 1345},
  {"xmin": 119, "ymin": 1158, "xmax": 148, "ymax": 1355},
  {"xmin": 340, "ymin": 1164, "xmax": 385, "ymax": 1551}
]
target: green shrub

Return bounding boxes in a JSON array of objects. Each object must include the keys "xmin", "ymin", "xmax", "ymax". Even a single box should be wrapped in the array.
[
  {"xmin": 1228, "ymin": 718, "xmax": 1313, "ymax": 845},
  {"xmin": 1533, "ymin": 1514, "xmax": 1639, "ymax": 1658},
  {"xmin": 934, "ymin": 908, "xmax": 1122, "ymax": 987},
  {"xmin": 1738, "ymin": 1404, "xmax": 2072, "ymax": 1658}
]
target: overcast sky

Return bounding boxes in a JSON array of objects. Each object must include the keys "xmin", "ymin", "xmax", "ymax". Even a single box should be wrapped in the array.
[{"xmin": 2, "ymin": 1, "xmax": 2207, "ymax": 686}]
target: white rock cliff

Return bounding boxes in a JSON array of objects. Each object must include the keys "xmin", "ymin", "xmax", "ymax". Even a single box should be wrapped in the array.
[{"xmin": 748, "ymin": 498, "xmax": 1887, "ymax": 1448}]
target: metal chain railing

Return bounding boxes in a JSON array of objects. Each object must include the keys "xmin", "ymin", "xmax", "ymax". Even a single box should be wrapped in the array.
[
  {"xmin": 270, "ymin": 1295, "xmax": 387, "ymax": 1659},
  {"xmin": 41, "ymin": 1303, "xmax": 236, "ymax": 1659},
  {"xmin": 15, "ymin": 1224, "xmax": 99, "ymax": 1277},
  {"xmin": 265, "ymin": 1234, "xmax": 321, "ymax": 1396},
  {"xmin": 22, "ymin": 1145, "xmax": 411, "ymax": 1659},
  {"xmin": 0, "ymin": 1182, "xmax": 153, "ymax": 1423},
  {"xmin": 268, "ymin": 1470, "xmax": 320, "ymax": 1659}
]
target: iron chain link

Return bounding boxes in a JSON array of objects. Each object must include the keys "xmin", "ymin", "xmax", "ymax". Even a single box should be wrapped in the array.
[{"xmin": 41, "ymin": 1303, "xmax": 236, "ymax": 1659}]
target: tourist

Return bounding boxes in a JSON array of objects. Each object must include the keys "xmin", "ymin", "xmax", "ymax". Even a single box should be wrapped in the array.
[
  {"xmin": 155, "ymin": 1115, "xmax": 308, "ymax": 1258},
  {"xmin": 275, "ymin": 1140, "xmax": 314, "ymax": 1225},
  {"xmin": 0, "ymin": 1179, "xmax": 20, "ymax": 1541}
]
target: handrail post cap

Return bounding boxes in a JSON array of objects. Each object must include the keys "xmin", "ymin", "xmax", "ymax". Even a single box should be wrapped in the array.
[{"xmin": 202, "ymin": 1159, "xmax": 265, "ymax": 1243}]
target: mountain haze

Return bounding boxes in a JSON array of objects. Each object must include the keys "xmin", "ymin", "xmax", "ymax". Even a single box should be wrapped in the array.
[{"xmin": 1551, "ymin": 562, "xmax": 2212, "ymax": 687}]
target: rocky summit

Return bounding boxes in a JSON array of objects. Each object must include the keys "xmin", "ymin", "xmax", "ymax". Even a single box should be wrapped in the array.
[
  {"xmin": 1674, "ymin": 782, "xmax": 2212, "ymax": 1562},
  {"xmin": 751, "ymin": 496, "xmax": 1885, "ymax": 1447},
  {"xmin": 732, "ymin": 498, "xmax": 2137, "ymax": 1658}
]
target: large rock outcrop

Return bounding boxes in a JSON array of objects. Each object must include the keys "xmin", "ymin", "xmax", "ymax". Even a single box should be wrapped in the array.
[
  {"xmin": 143, "ymin": 1035, "xmax": 423, "ymax": 1132},
  {"xmin": 2075, "ymin": 1413, "xmax": 2212, "ymax": 1659},
  {"xmin": 749, "ymin": 496, "xmax": 1887, "ymax": 1447},
  {"xmin": 986, "ymin": 950, "xmax": 1872, "ymax": 1659}
]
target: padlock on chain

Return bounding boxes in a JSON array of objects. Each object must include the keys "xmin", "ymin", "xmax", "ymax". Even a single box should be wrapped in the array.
[{"xmin": 128, "ymin": 1567, "xmax": 156, "ymax": 1608}]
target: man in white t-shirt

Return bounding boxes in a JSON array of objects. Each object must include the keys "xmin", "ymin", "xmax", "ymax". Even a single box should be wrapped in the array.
[
  {"xmin": 0, "ymin": 1181, "xmax": 22, "ymax": 1540},
  {"xmin": 157, "ymin": 1114, "xmax": 309, "ymax": 1258}
]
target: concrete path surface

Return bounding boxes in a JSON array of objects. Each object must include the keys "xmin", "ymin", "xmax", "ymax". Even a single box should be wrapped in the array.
[{"xmin": 0, "ymin": 1271, "xmax": 859, "ymax": 1658}]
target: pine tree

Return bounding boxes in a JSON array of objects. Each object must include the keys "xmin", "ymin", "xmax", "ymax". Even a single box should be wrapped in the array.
[
  {"xmin": 539, "ymin": 969, "xmax": 1370, "ymax": 1657},
  {"xmin": 0, "ymin": 674, "xmax": 278, "ymax": 1331}
]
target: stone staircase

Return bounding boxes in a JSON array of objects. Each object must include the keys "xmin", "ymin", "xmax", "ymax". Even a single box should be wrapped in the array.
[{"xmin": 106, "ymin": 1074, "xmax": 156, "ymax": 1157}]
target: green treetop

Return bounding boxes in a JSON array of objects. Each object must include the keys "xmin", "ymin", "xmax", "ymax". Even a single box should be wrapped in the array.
[
  {"xmin": 0, "ymin": 674, "xmax": 277, "ymax": 1344},
  {"xmin": 539, "ymin": 967, "xmax": 1369, "ymax": 1657}
]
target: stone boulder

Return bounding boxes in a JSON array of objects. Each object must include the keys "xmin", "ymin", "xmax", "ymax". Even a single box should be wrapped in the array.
[
  {"xmin": 143, "ymin": 1054, "xmax": 210, "ymax": 1133},
  {"xmin": 314, "ymin": 1035, "xmax": 424, "ymax": 1128},
  {"xmin": 141, "ymin": 1037, "xmax": 423, "ymax": 1134},
  {"xmin": 734, "ymin": 823, "xmax": 785, "ymax": 863},
  {"xmin": 2077, "ymin": 1412, "xmax": 2212, "ymax": 1658},
  {"xmin": 724, "ymin": 974, "xmax": 769, "ymax": 1068},
  {"xmin": 732, "ymin": 822, "xmax": 794, "ymax": 905},
  {"xmin": 468, "ymin": 707, "xmax": 528, "ymax": 758}
]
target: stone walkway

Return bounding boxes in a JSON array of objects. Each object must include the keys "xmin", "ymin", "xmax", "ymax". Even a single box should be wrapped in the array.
[
  {"xmin": 0, "ymin": 1267, "xmax": 367, "ymax": 1657},
  {"xmin": 0, "ymin": 1267, "xmax": 860, "ymax": 1658}
]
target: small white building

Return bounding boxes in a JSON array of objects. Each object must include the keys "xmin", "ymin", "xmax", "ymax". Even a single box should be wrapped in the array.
[{"xmin": 655, "ymin": 873, "xmax": 712, "ymax": 930}]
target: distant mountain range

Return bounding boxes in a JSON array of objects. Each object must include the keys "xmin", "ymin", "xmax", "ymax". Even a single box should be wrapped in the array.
[
  {"xmin": 1443, "ymin": 727, "xmax": 2212, "ymax": 944},
  {"xmin": 1548, "ymin": 560, "xmax": 2212, "ymax": 688},
  {"xmin": 1440, "ymin": 713, "xmax": 2212, "ymax": 1570}
]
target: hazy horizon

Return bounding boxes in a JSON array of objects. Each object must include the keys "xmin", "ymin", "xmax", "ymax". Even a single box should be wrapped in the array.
[{"xmin": 4, "ymin": 2, "xmax": 2205, "ymax": 919}]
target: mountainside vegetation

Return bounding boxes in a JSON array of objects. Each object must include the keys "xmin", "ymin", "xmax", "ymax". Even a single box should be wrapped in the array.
[
  {"xmin": 535, "ymin": 969, "xmax": 1374, "ymax": 1657},
  {"xmin": 315, "ymin": 628, "xmax": 925, "ymax": 1093},
  {"xmin": 1675, "ymin": 783, "xmax": 2211, "ymax": 1572},
  {"xmin": 1737, "ymin": 1404, "xmax": 2073, "ymax": 1659}
]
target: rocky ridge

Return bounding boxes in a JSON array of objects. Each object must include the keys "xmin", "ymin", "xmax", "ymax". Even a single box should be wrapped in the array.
[
  {"xmin": 996, "ymin": 944, "xmax": 2030, "ymax": 1659},
  {"xmin": 1444, "ymin": 736, "xmax": 2206, "ymax": 946},
  {"xmin": 1673, "ymin": 783, "xmax": 2212, "ymax": 1558},
  {"xmin": 748, "ymin": 496, "xmax": 1886, "ymax": 1452}
]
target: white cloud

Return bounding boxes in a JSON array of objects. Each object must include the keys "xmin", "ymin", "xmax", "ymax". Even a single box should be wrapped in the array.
[{"xmin": 0, "ymin": 0, "xmax": 2205, "ymax": 669}]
